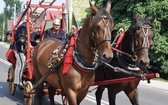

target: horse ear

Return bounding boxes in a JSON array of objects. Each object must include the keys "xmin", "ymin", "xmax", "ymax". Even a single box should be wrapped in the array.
[
  {"xmin": 89, "ymin": 0, "xmax": 98, "ymax": 15},
  {"xmin": 133, "ymin": 12, "xmax": 139, "ymax": 21},
  {"xmin": 149, "ymin": 16, "xmax": 155, "ymax": 24},
  {"xmin": 106, "ymin": 1, "xmax": 111, "ymax": 13}
]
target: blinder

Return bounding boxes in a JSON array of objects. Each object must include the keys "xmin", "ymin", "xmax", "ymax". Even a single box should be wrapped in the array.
[{"xmin": 91, "ymin": 15, "xmax": 111, "ymax": 48}]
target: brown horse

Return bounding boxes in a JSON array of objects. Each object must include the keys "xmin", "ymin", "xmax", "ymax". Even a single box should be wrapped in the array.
[
  {"xmin": 32, "ymin": 1, "xmax": 114, "ymax": 105},
  {"xmin": 95, "ymin": 14, "xmax": 155, "ymax": 105}
]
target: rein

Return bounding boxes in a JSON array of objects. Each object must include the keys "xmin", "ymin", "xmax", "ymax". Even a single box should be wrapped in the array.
[
  {"xmin": 103, "ymin": 62, "xmax": 146, "ymax": 79},
  {"xmin": 111, "ymin": 30, "xmax": 138, "ymax": 62},
  {"xmin": 112, "ymin": 47, "xmax": 132, "ymax": 58},
  {"xmin": 77, "ymin": 37, "xmax": 95, "ymax": 52}
]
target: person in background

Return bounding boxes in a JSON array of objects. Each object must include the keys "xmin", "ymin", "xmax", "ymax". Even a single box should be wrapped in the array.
[
  {"xmin": 13, "ymin": 22, "xmax": 27, "ymax": 88},
  {"xmin": 6, "ymin": 20, "xmax": 41, "ymax": 89},
  {"xmin": 6, "ymin": 30, "xmax": 16, "ymax": 65},
  {"xmin": 6, "ymin": 30, "xmax": 12, "ymax": 43},
  {"xmin": 43, "ymin": 18, "xmax": 66, "ymax": 42}
]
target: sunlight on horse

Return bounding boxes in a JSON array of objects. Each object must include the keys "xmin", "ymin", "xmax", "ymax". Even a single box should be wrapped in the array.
[
  {"xmin": 31, "ymin": 1, "xmax": 114, "ymax": 105},
  {"xmin": 95, "ymin": 13, "xmax": 155, "ymax": 105}
]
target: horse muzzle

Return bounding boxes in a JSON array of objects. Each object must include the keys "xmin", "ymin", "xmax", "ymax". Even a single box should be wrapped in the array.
[
  {"xmin": 137, "ymin": 59, "xmax": 149, "ymax": 70},
  {"xmin": 99, "ymin": 52, "xmax": 113, "ymax": 63}
]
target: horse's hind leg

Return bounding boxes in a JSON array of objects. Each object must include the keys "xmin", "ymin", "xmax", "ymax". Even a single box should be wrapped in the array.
[
  {"xmin": 48, "ymin": 85, "xmax": 56, "ymax": 105},
  {"xmin": 124, "ymin": 88, "xmax": 139, "ymax": 105},
  {"xmin": 95, "ymin": 86, "xmax": 105, "ymax": 105}
]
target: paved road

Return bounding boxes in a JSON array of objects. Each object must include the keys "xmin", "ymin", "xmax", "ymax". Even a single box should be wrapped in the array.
[{"xmin": 0, "ymin": 42, "xmax": 168, "ymax": 105}]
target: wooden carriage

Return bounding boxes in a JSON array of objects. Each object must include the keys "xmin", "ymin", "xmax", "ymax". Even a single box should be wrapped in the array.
[{"xmin": 6, "ymin": 0, "xmax": 68, "ymax": 104}]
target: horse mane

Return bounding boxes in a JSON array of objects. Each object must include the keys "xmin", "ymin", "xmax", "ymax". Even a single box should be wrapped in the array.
[
  {"xmin": 80, "ymin": 6, "xmax": 113, "ymax": 38},
  {"xmin": 128, "ymin": 16, "xmax": 153, "ymax": 33},
  {"xmin": 92, "ymin": 7, "xmax": 113, "ymax": 25}
]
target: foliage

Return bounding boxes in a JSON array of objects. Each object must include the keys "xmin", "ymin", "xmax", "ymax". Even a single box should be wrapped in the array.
[
  {"xmin": 3, "ymin": 0, "xmax": 23, "ymax": 19},
  {"xmin": 0, "ymin": 13, "xmax": 5, "ymax": 35},
  {"xmin": 0, "ymin": 0, "xmax": 23, "ymax": 40}
]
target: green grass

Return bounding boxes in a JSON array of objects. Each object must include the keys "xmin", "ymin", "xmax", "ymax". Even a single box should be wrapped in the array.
[{"xmin": 152, "ymin": 78, "xmax": 168, "ymax": 82}]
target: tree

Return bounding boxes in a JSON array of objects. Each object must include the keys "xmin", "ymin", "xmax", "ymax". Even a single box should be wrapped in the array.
[
  {"xmin": 0, "ymin": 0, "xmax": 23, "ymax": 41},
  {"xmin": 0, "ymin": 13, "xmax": 5, "ymax": 31},
  {"xmin": 3, "ymin": 0, "xmax": 23, "ymax": 19}
]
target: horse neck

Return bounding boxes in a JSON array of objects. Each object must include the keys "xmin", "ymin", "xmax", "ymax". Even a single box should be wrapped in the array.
[
  {"xmin": 120, "ymin": 31, "xmax": 136, "ymax": 64},
  {"xmin": 77, "ymin": 15, "xmax": 95, "ymax": 64},
  {"xmin": 121, "ymin": 31, "xmax": 133, "ymax": 54}
]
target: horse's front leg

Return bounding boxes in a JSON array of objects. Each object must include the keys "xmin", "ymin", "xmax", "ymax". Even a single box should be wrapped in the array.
[
  {"xmin": 66, "ymin": 89, "xmax": 78, "ymax": 105},
  {"xmin": 95, "ymin": 86, "xmax": 106, "ymax": 105},
  {"xmin": 48, "ymin": 85, "xmax": 56, "ymax": 105},
  {"xmin": 124, "ymin": 88, "xmax": 139, "ymax": 105},
  {"xmin": 107, "ymin": 86, "xmax": 117, "ymax": 105}
]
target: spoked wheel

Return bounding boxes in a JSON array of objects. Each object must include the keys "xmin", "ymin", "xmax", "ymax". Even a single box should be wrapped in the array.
[
  {"xmin": 24, "ymin": 81, "xmax": 33, "ymax": 105},
  {"xmin": 7, "ymin": 65, "xmax": 16, "ymax": 96}
]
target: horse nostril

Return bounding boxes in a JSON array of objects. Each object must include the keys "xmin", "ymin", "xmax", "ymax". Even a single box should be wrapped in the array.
[
  {"xmin": 139, "ymin": 60, "xmax": 148, "ymax": 69},
  {"xmin": 139, "ymin": 60, "xmax": 144, "ymax": 65},
  {"xmin": 102, "ymin": 54, "xmax": 112, "ymax": 62}
]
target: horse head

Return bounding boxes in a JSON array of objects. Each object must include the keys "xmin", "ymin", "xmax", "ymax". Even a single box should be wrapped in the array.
[
  {"xmin": 81, "ymin": 1, "xmax": 114, "ymax": 63},
  {"xmin": 128, "ymin": 13, "xmax": 155, "ymax": 70}
]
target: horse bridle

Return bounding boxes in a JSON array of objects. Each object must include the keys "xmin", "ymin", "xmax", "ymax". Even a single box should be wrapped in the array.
[
  {"xmin": 74, "ymin": 15, "xmax": 112, "ymax": 69},
  {"xmin": 134, "ymin": 25, "xmax": 152, "ymax": 51},
  {"xmin": 91, "ymin": 16, "xmax": 112, "ymax": 48},
  {"xmin": 77, "ymin": 16, "xmax": 112, "ymax": 55},
  {"xmin": 131, "ymin": 24, "xmax": 152, "ymax": 61}
]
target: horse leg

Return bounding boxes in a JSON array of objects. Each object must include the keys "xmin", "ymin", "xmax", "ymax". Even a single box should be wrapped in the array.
[
  {"xmin": 66, "ymin": 89, "xmax": 78, "ymax": 105},
  {"xmin": 95, "ymin": 86, "xmax": 105, "ymax": 105},
  {"xmin": 107, "ymin": 87, "xmax": 117, "ymax": 105},
  {"xmin": 124, "ymin": 88, "xmax": 139, "ymax": 105},
  {"xmin": 36, "ymin": 83, "xmax": 44, "ymax": 105},
  {"xmin": 48, "ymin": 85, "xmax": 56, "ymax": 105}
]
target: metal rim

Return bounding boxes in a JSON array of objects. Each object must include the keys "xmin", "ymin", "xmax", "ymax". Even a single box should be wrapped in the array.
[
  {"xmin": 7, "ymin": 66, "xmax": 16, "ymax": 96},
  {"xmin": 24, "ymin": 81, "xmax": 33, "ymax": 105}
]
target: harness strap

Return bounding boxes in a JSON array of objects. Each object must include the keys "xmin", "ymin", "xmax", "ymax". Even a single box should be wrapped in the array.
[
  {"xmin": 33, "ymin": 60, "xmax": 63, "ymax": 90},
  {"xmin": 104, "ymin": 62, "xmax": 145, "ymax": 79},
  {"xmin": 73, "ymin": 51, "xmax": 99, "ymax": 71},
  {"xmin": 73, "ymin": 60, "xmax": 92, "ymax": 73}
]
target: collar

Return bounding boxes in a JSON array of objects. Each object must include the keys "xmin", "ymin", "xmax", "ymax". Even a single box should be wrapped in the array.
[
  {"xmin": 116, "ymin": 52, "xmax": 140, "ymax": 71},
  {"xmin": 73, "ymin": 51, "xmax": 99, "ymax": 72}
]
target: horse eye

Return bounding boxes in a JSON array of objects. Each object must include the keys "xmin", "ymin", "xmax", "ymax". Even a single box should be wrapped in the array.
[
  {"xmin": 96, "ymin": 26, "xmax": 100, "ymax": 30},
  {"xmin": 137, "ymin": 27, "xmax": 141, "ymax": 30},
  {"xmin": 135, "ymin": 33, "xmax": 139, "ymax": 37}
]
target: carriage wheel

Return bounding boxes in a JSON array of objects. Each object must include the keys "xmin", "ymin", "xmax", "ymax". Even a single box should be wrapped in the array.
[
  {"xmin": 24, "ymin": 81, "xmax": 33, "ymax": 105},
  {"xmin": 7, "ymin": 65, "xmax": 16, "ymax": 96}
]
